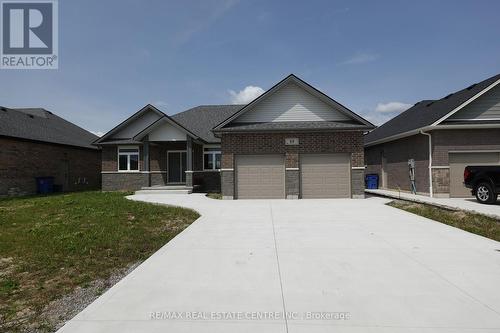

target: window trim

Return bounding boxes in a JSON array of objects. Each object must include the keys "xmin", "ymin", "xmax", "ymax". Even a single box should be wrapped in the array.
[
  {"xmin": 117, "ymin": 146, "xmax": 140, "ymax": 172},
  {"xmin": 203, "ymin": 145, "xmax": 221, "ymax": 171}
]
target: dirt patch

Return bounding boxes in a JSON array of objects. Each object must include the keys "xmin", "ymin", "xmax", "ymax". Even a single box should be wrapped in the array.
[{"xmin": 39, "ymin": 262, "xmax": 141, "ymax": 332}]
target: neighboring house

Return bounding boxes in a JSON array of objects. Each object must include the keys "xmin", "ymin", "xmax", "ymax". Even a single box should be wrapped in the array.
[
  {"xmin": 95, "ymin": 74, "xmax": 374, "ymax": 199},
  {"xmin": 0, "ymin": 107, "xmax": 101, "ymax": 196},
  {"xmin": 365, "ymin": 73, "xmax": 500, "ymax": 198}
]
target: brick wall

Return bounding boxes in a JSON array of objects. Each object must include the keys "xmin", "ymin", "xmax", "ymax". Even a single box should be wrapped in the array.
[
  {"xmin": 432, "ymin": 129, "xmax": 500, "ymax": 165},
  {"xmin": 221, "ymin": 131, "xmax": 365, "ymax": 199},
  {"xmin": 222, "ymin": 131, "xmax": 364, "ymax": 167},
  {"xmin": 365, "ymin": 134, "xmax": 429, "ymax": 194},
  {"xmin": 0, "ymin": 137, "xmax": 101, "ymax": 196},
  {"xmin": 364, "ymin": 129, "xmax": 500, "ymax": 196}
]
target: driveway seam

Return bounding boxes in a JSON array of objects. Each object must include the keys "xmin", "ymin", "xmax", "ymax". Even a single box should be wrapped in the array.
[{"xmin": 269, "ymin": 202, "xmax": 289, "ymax": 333}]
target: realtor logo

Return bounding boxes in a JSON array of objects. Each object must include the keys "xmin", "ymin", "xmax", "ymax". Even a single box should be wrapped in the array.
[{"xmin": 1, "ymin": 0, "xmax": 58, "ymax": 69}]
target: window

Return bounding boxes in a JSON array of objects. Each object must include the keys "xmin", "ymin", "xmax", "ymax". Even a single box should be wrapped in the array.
[
  {"xmin": 118, "ymin": 147, "xmax": 139, "ymax": 171},
  {"xmin": 204, "ymin": 147, "xmax": 221, "ymax": 170}
]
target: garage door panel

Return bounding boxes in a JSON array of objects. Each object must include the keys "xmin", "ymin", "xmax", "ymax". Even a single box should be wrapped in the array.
[
  {"xmin": 236, "ymin": 155, "xmax": 284, "ymax": 199},
  {"xmin": 449, "ymin": 152, "xmax": 500, "ymax": 198},
  {"xmin": 301, "ymin": 154, "xmax": 350, "ymax": 199}
]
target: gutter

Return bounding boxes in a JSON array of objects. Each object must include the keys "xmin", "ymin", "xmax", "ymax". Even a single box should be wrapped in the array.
[{"xmin": 420, "ymin": 130, "xmax": 433, "ymax": 197}]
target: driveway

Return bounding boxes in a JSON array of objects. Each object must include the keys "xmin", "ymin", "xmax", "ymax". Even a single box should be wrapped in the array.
[{"xmin": 58, "ymin": 195, "xmax": 500, "ymax": 333}]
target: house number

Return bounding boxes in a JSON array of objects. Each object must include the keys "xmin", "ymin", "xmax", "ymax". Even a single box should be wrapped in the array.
[{"xmin": 285, "ymin": 138, "xmax": 299, "ymax": 145}]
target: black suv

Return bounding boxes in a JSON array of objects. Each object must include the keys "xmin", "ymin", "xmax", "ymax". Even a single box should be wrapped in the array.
[{"xmin": 464, "ymin": 166, "xmax": 500, "ymax": 204}]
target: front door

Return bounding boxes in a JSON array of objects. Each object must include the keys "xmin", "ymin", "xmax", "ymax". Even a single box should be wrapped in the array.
[{"xmin": 168, "ymin": 151, "xmax": 187, "ymax": 183}]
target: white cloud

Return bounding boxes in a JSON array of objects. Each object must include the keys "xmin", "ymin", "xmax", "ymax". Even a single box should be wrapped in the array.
[
  {"xmin": 229, "ymin": 86, "xmax": 265, "ymax": 104},
  {"xmin": 375, "ymin": 101, "xmax": 412, "ymax": 113},
  {"xmin": 340, "ymin": 52, "xmax": 379, "ymax": 65},
  {"xmin": 90, "ymin": 130, "xmax": 105, "ymax": 137}
]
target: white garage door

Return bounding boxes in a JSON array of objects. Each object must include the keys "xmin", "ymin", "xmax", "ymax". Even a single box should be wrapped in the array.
[
  {"xmin": 449, "ymin": 152, "xmax": 500, "ymax": 197},
  {"xmin": 236, "ymin": 155, "xmax": 285, "ymax": 199},
  {"xmin": 300, "ymin": 154, "xmax": 351, "ymax": 198}
]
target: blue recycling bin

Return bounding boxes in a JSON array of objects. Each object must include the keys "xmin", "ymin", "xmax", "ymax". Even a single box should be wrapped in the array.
[
  {"xmin": 36, "ymin": 177, "xmax": 54, "ymax": 194},
  {"xmin": 365, "ymin": 174, "xmax": 379, "ymax": 189}
]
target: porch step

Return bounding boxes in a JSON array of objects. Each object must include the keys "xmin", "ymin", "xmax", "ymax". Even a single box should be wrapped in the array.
[
  {"xmin": 135, "ymin": 185, "xmax": 193, "ymax": 195},
  {"xmin": 140, "ymin": 185, "xmax": 188, "ymax": 190}
]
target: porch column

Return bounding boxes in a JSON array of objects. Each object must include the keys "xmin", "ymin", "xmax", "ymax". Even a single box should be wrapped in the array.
[
  {"xmin": 143, "ymin": 136, "xmax": 151, "ymax": 187},
  {"xmin": 186, "ymin": 136, "xmax": 193, "ymax": 188}
]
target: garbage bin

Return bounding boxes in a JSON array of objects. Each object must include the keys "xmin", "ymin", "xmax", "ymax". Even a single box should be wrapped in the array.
[
  {"xmin": 35, "ymin": 177, "xmax": 54, "ymax": 194},
  {"xmin": 365, "ymin": 174, "xmax": 379, "ymax": 189}
]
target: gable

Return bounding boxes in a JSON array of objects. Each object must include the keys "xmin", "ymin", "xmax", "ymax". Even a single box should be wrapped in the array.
[
  {"xmin": 148, "ymin": 121, "xmax": 187, "ymax": 141},
  {"xmin": 234, "ymin": 82, "xmax": 351, "ymax": 123},
  {"xmin": 112, "ymin": 108, "xmax": 162, "ymax": 139},
  {"xmin": 446, "ymin": 84, "xmax": 500, "ymax": 121}
]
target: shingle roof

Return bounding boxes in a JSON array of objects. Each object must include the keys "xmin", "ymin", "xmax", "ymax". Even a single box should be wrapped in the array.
[
  {"xmin": 171, "ymin": 104, "xmax": 244, "ymax": 142},
  {"xmin": 364, "ymin": 73, "xmax": 500, "ymax": 145},
  {"xmin": 216, "ymin": 121, "xmax": 368, "ymax": 132},
  {"xmin": 0, "ymin": 107, "xmax": 98, "ymax": 149}
]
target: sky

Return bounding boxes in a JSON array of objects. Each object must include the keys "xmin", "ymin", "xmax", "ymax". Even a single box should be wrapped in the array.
[{"xmin": 1, "ymin": 0, "xmax": 500, "ymax": 136}]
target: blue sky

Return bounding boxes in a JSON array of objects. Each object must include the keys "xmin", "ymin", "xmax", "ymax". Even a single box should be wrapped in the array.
[{"xmin": 2, "ymin": 0, "xmax": 500, "ymax": 135}]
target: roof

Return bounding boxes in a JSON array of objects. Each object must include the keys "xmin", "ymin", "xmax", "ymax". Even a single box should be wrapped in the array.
[
  {"xmin": 0, "ymin": 107, "xmax": 98, "ymax": 149},
  {"xmin": 171, "ymin": 104, "xmax": 244, "ymax": 142},
  {"xmin": 214, "ymin": 74, "xmax": 375, "ymax": 132},
  {"xmin": 94, "ymin": 104, "xmax": 202, "ymax": 145},
  {"xmin": 218, "ymin": 121, "xmax": 369, "ymax": 132},
  {"xmin": 365, "ymin": 73, "xmax": 500, "ymax": 146}
]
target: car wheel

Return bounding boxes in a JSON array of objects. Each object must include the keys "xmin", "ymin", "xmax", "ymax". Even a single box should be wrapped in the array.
[{"xmin": 475, "ymin": 182, "xmax": 497, "ymax": 204}]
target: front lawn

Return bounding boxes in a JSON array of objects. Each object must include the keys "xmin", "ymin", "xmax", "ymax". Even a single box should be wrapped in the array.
[
  {"xmin": 0, "ymin": 191, "xmax": 199, "ymax": 332},
  {"xmin": 388, "ymin": 200, "xmax": 500, "ymax": 242}
]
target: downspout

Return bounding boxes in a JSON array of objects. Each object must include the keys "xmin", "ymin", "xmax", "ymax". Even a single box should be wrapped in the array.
[{"xmin": 420, "ymin": 130, "xmax": 433, "ymax": 197}]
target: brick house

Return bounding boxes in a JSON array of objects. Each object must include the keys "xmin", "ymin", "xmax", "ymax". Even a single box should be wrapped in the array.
[
  {"xmin": 365, "ymin": 73, "xmax": 500, "ymax": 198},
  {"xmin": 0, "ymin": 107, "xmax": 101, "ymax": 196},
  {"xmin": 95, "ymin": 74, "xmax": 374, "ymax": 199}
]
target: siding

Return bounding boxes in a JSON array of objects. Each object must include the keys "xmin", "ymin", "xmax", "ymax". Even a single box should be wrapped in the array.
[
  {"xmin": 148, "ymin": 122, "xmax": 187, "ymax": 141},
  {"xmin": 234, "ymin": 82, "xmax": 351, "ymax": 123},
  {"xmin": 447, "ymin": 83, "xmax": 500, "ymax": 120},
  {"xmin": 113, "ymin": 109, "xmax": 162, "ymax": 138}
]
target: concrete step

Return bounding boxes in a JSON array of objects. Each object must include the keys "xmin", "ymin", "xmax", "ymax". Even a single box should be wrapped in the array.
[
  {"xmin": 140, "ymin": 185, "xmax": 188, "ymax": 190},
  {"xmin": 135, "ymin": 189, "xmax": 192, "ymax": 195}
]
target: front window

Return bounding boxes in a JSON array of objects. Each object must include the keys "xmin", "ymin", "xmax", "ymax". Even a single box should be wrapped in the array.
[
  {"xmin": 118, "ymin": 147, "xmax": 139, "ymax": 171},
  {"xmin": 204, "ymin": 147, "xmax": 221, "ymax": 170}
]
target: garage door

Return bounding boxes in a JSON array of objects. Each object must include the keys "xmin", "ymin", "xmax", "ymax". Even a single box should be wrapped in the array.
[
  {"xmin": 449, "ymin": 152, "xmax": 500, "ymax": 197},
  {"xmin": 301, "ymin": 154, "xmax": 350, "ymax": 198},
  {"xmin": 236, "ymin": 155, "xmax": 285, "ymax": 199}
]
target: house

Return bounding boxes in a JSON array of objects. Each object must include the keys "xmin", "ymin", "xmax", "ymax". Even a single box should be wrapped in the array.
[
  {"xmin": 95, "ymin": 74, "xmax": 374, "ymax": 199},
  {"xmin": 0, "ymin": 107, "xmax": 101, "ymax": 196},
  {"xmin": 365, "ymin": 73, "xmax": 500, "ymax": 198}
]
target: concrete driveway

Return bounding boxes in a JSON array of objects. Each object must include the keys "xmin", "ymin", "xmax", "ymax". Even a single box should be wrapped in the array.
[{"xmin": 58, "ymin": 195, "xmax": 500, "ymax": 333}]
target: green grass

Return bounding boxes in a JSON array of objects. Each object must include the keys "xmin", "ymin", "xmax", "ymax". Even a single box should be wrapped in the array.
[
  {"xmin": 388, "ymin": 200, "xmax": 500, "ymax": 242},
  {"xmin": 0, "ymin": 191, "xmax": 199, "ymax": 332},
  {"xmin": 206, "ymin": 192, "xmax": 222, "ymax": 200}
]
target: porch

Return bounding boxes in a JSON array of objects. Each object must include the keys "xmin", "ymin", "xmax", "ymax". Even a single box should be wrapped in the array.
[{"xmin": 141, "ymin": 138, "xmax": 221, "ymax": 192}]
